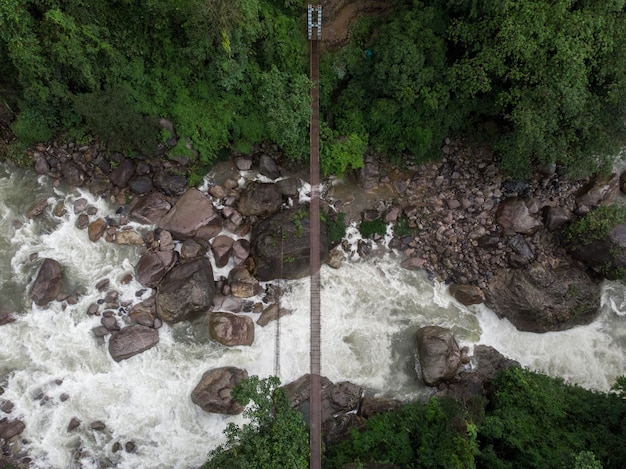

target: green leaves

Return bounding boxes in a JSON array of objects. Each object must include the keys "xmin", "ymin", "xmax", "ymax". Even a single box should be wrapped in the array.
[{"xmin": 205, "ymin": 376, "xmax": 309, "ymax": 469}]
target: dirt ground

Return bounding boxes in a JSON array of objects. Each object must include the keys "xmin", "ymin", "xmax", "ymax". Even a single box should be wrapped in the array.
[{"xmin": 319, "ymin": 0, "xmax": 392, "ymax": 49}]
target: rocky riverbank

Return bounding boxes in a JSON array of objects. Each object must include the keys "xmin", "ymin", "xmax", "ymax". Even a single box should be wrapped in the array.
[{"xmin": 2, "ymin": 134, "xmax": 625, "ymax": 464}]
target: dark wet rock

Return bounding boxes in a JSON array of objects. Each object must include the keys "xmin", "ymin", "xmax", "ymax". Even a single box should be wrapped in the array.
[
  {"xmin": 508, "ymin": 234, "xmax": 535, "ymax": 263},
  {"xmin": 155, "ymin": 257, "xmax": 216, "ymax": 323},
  {"xmin": 62, "ymin": 161, "xmax": 85, "ymax": 186},
  {"xmin": 124, "ymin": 441, "xmax": 136, "ymax": 453},
  {"xmin": 191, "ymin": 367, "xmax": 248, "ymax": 415},
  {"xmin": 251, "ymin": 207, "xmax": 329, "ymax": 281},
  {"xmin": 543, "ymin": 206, "xmax": 572, "ymax": 231},
  {"xmin": 0, "ymin": 400, "xmax": 14, "ymax": 414},
  {"xmin": 238, "ymin": 182, "xmax": 283, "ymax": 217},
  {"xmin": 109, "ymin": 159, "xmax": 136, "ymax": 187},
  {"xmin": 486, "ymin": 263, "xmax": 601, "ymax": 332},
  {"xmin": 0, "ymin": 419, "xmax": 25, "ymax": 440},
  {"xmin": 259, "ymin": 154, "xmax": 281, "ymax": 179},
  {"xmin": 0, "ymin": 311, "xmax": 15, "ymax": 326},
  {"xmin": 283, "ymin": 374, "xmax": 362, "ymax": 424},
  {"xmin": 129, "ymin": 192, "xmax": 172, "ymax": 225},
  {"xmin": 90, "ymin": 420, "xmax": 106, "ymax": 431},
  {"xmin": 277, "ymin": 177, "xmax": 299, "ymax": 198},
  {"xmin": 153, "ymin": 171, "xmax": 188, "ymax": 196},
  {"xmin": 209, "ymin": 312, "xmax": 255, "ymax": 346},
  {"xmin": 135, "ymin": 250, "xmax": 177, "ymax": 288},
  {"xmin": 108, "ymin": 324, "xmax": 159, "ymax": 362},
  {"xmin": 27, "ymin": 199, "xmax": 49, "ymax": 219},
  {"xmin": 357, "ymin": 396, "xmax": 402, "ymax": 419},
  {"xmin": 75, "ymin": 213, "xmax": 89, "ymax": 230},
  {"xmin": 67, "ymin": 417, "xmax": 81, "ymax": 432},
  {"xmin": 158, "ymin": 188, "xmax": 219, "ymax": 239},
  {"xmin": 435, "ymin": 345, "xmax": 521, "ymax": 402},
  {"xmin": 416, "ymin": 326, "xmax": 461, "ymax": 387},
  {"xmin": 30, "ymin": 258, "xmax": 64, "ymax": 306},
  {"xmin": 448, "ymin": 284, "xmax": 485, "ymax": 305},
  {"xmin": 128, "ymin": 175, "xmax": 154, "ymax": 195},
  {"xmin": 256, "ymin": 303, "xmax": 291, "ymax": 327}
]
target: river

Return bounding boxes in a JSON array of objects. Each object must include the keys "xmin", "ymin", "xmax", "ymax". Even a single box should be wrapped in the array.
[{"xmin": 0, "ymin": 163, "xmax": 624, "ymax": 468}]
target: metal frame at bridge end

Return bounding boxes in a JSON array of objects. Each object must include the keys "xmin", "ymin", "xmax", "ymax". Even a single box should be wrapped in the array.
[{"xmin": 307, "ymin": 5, "xmax": 322, "ymax": 40}]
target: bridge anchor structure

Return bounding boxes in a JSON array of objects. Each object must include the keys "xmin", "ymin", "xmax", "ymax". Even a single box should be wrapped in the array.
[{"xmin": 308, "ymin": 4, "xmax": 322, "ymax": 469}]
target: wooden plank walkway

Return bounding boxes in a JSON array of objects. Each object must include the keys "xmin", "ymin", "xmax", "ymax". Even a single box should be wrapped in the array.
[{"xmin": 309, "ymin": 36, "xmax": 322, "ymax": 469}]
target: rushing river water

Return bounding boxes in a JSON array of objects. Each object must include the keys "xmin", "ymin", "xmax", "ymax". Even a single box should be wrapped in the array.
[{"xmin": 0, "ymin": 163, "xmax": 625, "ymax": 468}]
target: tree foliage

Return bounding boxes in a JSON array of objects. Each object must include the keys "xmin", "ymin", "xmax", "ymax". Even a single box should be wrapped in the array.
[{"xmin": 204, "ymin": 375, "xmax": 309, "ymax": 469}]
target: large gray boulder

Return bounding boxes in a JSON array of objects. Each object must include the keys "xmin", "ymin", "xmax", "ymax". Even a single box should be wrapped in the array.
[
  {"xmin": 237, "ymin": 182, "xmax": 283, "ymax": 217},
  {"xmin": 128, "ymin": 192, "xmax": 172, "ymax": 225},
  {"xmin": 30, "ymin": 258, "xmax": 64, "ymax": 306},
  {"xmin": 282, "ymin": 374, "xmax": 362, "ymax": 423},
  {"xmin": 496, "ymin": 198, "xmax": 543, "ymax": 235},
  {"xmin": 108, "ymin": 325, "xmax": 159, "ymax": 362},
  {"xmin": 251, "ymin": 207, "xmax": 329, "ymax": 281},
  {"xmin": 135, "ymin": 250, "xmax": 178, "ymax": 288},
  {"xmin": 191, "ymin": 367, "xmax": 248, "ymax": 415},
  {"xmin": 485, "ymin": 263, "xmax": 601, "ymax": 332},
  {"xmin": 575, "ymin": 173, "xmax": 620, "ymax": 209},
  {"xmin": 208, "ymin": 312, "xmax": 255, "ymax": 346},
  {"xmin": 155, "ymin": 257, "xmax": 216, "ymax": 323},
  {"xmin": 158, "ymin": 188, "xmax": 220, "ymax": 239},
  {"xmin": 435, "ymin": 345, "xmax": 521, "ymax": 402},
  {"xmin": 416, "ymin": 326, "xmax": 461, "ymax": 387}
]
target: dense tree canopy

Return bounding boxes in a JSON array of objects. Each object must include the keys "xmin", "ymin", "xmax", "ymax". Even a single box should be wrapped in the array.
[{"xmin": 1, "ymin": 0, "xmax": 625, "ymax": 179}]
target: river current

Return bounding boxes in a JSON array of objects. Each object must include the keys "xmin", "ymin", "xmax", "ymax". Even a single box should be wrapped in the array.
[{"xmin": 0, "ymin": 163, "xmax": 624, "ymax": 468}]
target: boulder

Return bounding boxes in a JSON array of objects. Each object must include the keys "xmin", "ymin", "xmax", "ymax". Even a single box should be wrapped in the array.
[
  {"xmin": 211, "ymin": 235, "xmax": 234, "ymax": 268},
  {"xmin": 191, "ymin": 367, "xmax": 248, "ymax": 415},
  {"xmin": 435, "ymin": 345, "xmax": 521, "ymax": 402},
  {"xmin": 258, "ymin": 154, "xmax": 281, "ymax": 180},
  {"xmin": 282, "ymin": 374, "xmax": 362, "ymax": 424},
  {"xmin": 257, "ymin": 303, "xmax": 291, "ymax": 327},
  {"xmin": 153, "ymin": 171, "xmax": 188, "ymax": 196},
  {"xmin": 209, "ymin": 312, "xmax": 255, "ymax": 346},
  {"xmin": 128, "ymin": 175, "xmax": 154, "ymax": 195},
  {"xmin": 0, "ymin": 418, "xmax": 25, "ymax": 440},
  {"xmin": 30, "ymin": 258, "xmax": 64, "ymax": 306},
  {"xmin": 114, "ymin": 230, "xmax": 144, "ymax": 245},
  {"xmin": 416, "ymin": 326, "xmax": 461, "ymax": 387},
  {"xmin": 238, "ymin": 182, "xmax": 283, "ymax": 217},
  {"xmin": 108, "ymin": 324, "xmax": 159, "ymax": 362},
  {"xmin": 357, "ymin": 396, "xmax": 402, "ymax": 419},
  {"xmin": 109, "ymin": 159, "xmax": 136, "ymax": 187},
  {"xmin": 228, "ymin": 266, "xmax": 262, "ymax": 298},
  {"xmin": 135, "ymin": 250, "xmax": 177, "ymax": 288},
  {"xmin": 496, "ymin": 198, "xmax": 543, "ymax": 235},
  {"xmin": 543, "ymin": 206, "xmax": 571, "ymax": 231},
  {"xmin": 88, "ymin": 218, "xmax": 107, "ymax": 242},
  {"xmin": 485, "ymin": 263, "xmax": 601, "ymax": 332},
  {"xmin": 575, "ymin": 173, "xmax": 620, "ymax": 209},
  {"xmin": 158, "ymin": 188, "xmax": 219, "ymax": 239},
  {"xmin": 448, "ymin": 284, "xmax": 485, "ymax": 305},
  {"xmin": 62, "ymin": 161, "xmax": 85, "ymax": 186},
  {"xmin": 156, "ymin": 257, "xmax": 216, "ymax": 323},
  {"xmin": 251, "ymin": 207, "xmax": 329, "ymax": 281},
  {"xmin": 232, "ymin": 238, "xmax": 251, "ymax": 266},
  {"xmin": 129, "ymin": 192, "xmax": 172, "ymax": 225}
]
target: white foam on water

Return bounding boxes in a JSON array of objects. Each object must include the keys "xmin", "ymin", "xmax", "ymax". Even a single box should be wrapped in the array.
[{"xmin": 1, "ymin": 164, "xmax": 626, "ymax": 468}]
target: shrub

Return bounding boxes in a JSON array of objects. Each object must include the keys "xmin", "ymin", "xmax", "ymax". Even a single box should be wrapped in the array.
[{"xmin": 358, "ymin": 219, "xmax": 387, "ymax": 239}]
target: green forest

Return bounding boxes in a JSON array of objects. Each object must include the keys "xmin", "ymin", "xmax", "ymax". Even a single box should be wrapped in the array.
[
  {"xmin": 1, "ymin": 0, "xmax": 626, "ymax": 180},
  {"xmin": 1, "ymin": 1, "xmax": 626, "ymax": 467}
]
